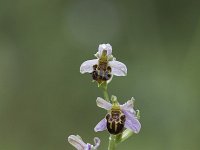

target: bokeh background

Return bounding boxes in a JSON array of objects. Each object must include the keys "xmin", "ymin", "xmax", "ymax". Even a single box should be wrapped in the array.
[{"xmin": 0, "ymin": 0, "xmax": 200, "ymax": 150}]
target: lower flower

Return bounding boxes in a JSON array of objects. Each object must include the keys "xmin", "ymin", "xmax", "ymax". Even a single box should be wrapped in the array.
[{"xmin": 68, "ymin": 135, "xmax": 100, "ymax": 150}]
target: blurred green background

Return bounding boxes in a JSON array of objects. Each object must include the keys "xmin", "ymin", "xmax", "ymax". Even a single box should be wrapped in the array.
[{"xmin": 0, "ymin": 0, "xmax": 200, "ymax": 150}]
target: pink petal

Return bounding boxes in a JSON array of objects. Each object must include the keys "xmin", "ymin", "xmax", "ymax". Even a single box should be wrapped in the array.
[{"xmin": 94, "ymin": 118, "xmax": 107, "ymax": 132}]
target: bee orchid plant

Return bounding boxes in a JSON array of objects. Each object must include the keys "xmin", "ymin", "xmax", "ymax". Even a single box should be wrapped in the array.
[{"xmin": 67, "ymin": 44, "xmax": 141, "ymax": 150}]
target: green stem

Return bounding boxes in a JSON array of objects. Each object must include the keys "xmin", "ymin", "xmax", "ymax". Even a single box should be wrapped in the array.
[
  {"xmin": 108, "ymin": 135, "xmax": 116, "ymax": 150},
  {"xmin": 102, "ymin": 82, "xmax": 109, "ymax": 102}
]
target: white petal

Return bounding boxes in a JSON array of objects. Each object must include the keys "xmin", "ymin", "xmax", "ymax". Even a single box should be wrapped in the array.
[
  {"xmin": 94, "ymin": 118, "xmax": 107, "ymax": 132},
  {"xmin": 98, "ymin": 44, "xmax": 112, "ymax": 57},
  {"xmin": 80, "ymin": 59, "xmax": 98, "ymax": 74},
  {"xmin": 96, "ymin": 97, "xmax": 112, "ymax": 110},
  {"xmin": 109, "ymin": 60, "xmax": 127, "ymax": 76},
  {"xmin": 121, "ymin": 98, "xmax": 135, "ymax": 114},
  {"xmin": 68, "ymin": 135, "xmax": 86, "ymax": 150}
]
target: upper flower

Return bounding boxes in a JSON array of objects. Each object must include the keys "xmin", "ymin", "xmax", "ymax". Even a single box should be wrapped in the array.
[
  {"xmin": 80, "ymin": 44, "xmax": 127, "ymax": 84},
  {"xmin": 94, "ymin": 97, "xmax": 141, "ymax": 135},
  {"xmin": 68, "ymin": 135, "xmax": 100, "ymax": 150}
]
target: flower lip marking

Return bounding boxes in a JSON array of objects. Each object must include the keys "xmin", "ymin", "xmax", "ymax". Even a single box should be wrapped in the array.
[
  {"xmin": 106, "ymin": 105, "xmax": 126, "ymax": 135},
  {"xmin": 92, "ymin": 50, "xmax": 112, "ymax": 83}
]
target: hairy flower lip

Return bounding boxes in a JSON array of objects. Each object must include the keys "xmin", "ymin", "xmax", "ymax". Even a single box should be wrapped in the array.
[
  {"xmin": 68, "ymin": 135, "xmax": 100, "ymax": 150},
  {"xmin": 94, "ymin": 97, "xmax": 141, "ymax": 134},
  {"xmin": 80, "ymin": 43, "xmax": 127, "ymax": 78}
]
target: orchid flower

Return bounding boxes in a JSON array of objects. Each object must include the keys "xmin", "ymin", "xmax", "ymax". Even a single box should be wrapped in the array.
[
  {"xmin": 68, "ymin": 135, "xmax": 100, "ymax": 150},
  {"xmin": 80, "ymin": 44, "xmax": 127, "ymax": 84},
  {"xmin": 94, "ymin": 97, "xmax": 141, "ymax": 135}
]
